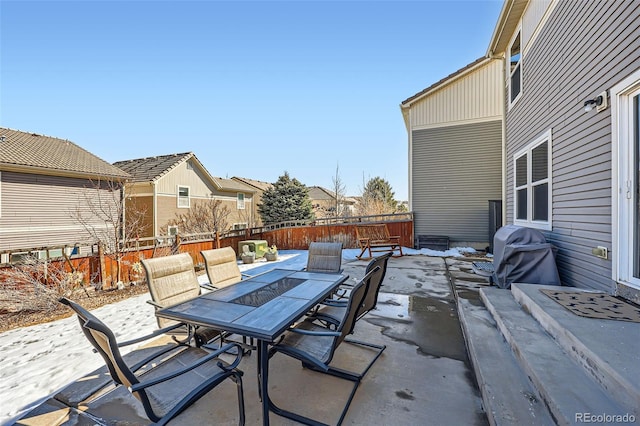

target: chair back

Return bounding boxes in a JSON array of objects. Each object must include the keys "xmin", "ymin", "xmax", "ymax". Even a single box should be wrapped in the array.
[
  {"xmin": 336, "ymin": 266, "xmax": 381, "ymax": 345},
  {"xmin": 306, "ymin": 242, "xmax": 343, "ymax": 273},
  {"xmin": 142, "ymin": 253, "xmax": 201, "ymax": 328},
  {"xmin": 201, "ymin": 247, "xmax": 242, "ymax": 289},
  {"xmin": 59, "ymin": 298, "xmax": 141, "ymax": 391},
  {"xmin": 358, "ymin": 252, "xmax": 392, "ymax": 318}
]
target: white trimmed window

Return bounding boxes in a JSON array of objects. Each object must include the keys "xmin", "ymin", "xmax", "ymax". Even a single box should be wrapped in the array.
[
  {"xmin": 612, "ymin": 68, "xmax": 640, "ymax": 289},
  {"xmin": 514, "ymin": 129, "xmax": 552, "ymax": 230},
  {"xmin": 237, "ymin": 193, "xmax": 245, "ymax": 210},
  {"xmin": 177, "ymin": 185, "xmax": 190, "ymax": 208},
  {"xmin": 168, "ymin": 225, "xmax": 179, "ymax": 236},
  {"xmin": 508, "ymin": 30, "xmax": 522, "ymax": 108}
]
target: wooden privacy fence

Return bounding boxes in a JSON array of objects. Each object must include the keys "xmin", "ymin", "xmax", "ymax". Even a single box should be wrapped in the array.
[{"xmin": 1, "ymin": 213, "xmax": 413, "ymax": 289}]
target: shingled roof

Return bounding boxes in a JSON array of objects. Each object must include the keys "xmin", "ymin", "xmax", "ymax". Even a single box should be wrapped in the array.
[
  {"xmin": 214, "ymin": 177, "xmax": 255, "ymax": 193},
  {"xmin": 0, "ymin": 127, "xmax": 130, "ymax": 179},
  {"xmin": 113, "ymin": 152, "xmax": 194, "ymax": 182}
]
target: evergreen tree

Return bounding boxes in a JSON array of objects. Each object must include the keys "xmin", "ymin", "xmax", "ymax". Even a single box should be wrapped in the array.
[
  {"xmin": 258, "ymin": 172, "xmax": 315, "ymax": 224},
  {"xmin": 357, "ymin": 177, "xmax": 399, "ymax": 215}
]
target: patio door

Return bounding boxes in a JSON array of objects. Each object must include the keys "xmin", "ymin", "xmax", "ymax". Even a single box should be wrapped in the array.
[{"xmin": 614, "ymin": 71, "xmax": 640, "ymax": 289}]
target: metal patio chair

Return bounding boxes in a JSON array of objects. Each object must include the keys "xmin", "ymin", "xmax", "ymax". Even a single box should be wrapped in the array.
[
  {"xmin": 305, "ymin": 241, "xmax": 344, "ymax": 274},
  {"xmin": 59, "ymin": 297, "xmax": 246, "ymax": 426},
  {"xmin": 266, "ymin": 266, "xmax": 385, "ymax": 425},
  {"xmin": 142, "ymin": 253, "xmax": 221, "ymax": 347},
  {"xmin": 201, "ymin": 247, "xmax": 252, "ymax": 289},
  {"xmin": 314, "ymin": 252, "xmax": 392, "ymax": 325}
]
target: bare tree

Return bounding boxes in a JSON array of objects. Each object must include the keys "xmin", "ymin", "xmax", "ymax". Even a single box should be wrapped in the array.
[
  {"xmin": 0, "ymin": 255, "xmax": 88, "ymax": 314},
  {"xmin": 168, "ymin": 195, "xmax": 231, "ymax": 246},
  {"xmin": 71, "ymin": 179, "xmax": 148, "ymax": 287},
  {"xmin": 332, "ymin": 162, "xmax": 347, "ymax": 217}
]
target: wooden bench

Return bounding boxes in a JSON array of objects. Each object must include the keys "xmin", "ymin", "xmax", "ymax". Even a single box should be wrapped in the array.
[{"xmin": 355, "ymin": 224, "xmax": 403, "ymax": 259}]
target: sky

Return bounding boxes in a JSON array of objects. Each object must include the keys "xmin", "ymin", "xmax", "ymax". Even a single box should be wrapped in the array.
[{"xmin": 0, "ymin": 0, "xmax": 503, "ymax": 201}]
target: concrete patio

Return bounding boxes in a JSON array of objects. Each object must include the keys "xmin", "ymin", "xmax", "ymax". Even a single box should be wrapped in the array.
[
  {"xmin": 12, "ymin": 252, "xmax": 639, "ymax": 425},
  {"xmin": 13, "ymin": 254, "xmax": 490, "ymax": 425}
]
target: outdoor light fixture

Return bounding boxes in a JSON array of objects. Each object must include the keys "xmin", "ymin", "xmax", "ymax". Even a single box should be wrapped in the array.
[{"xmin": 584, "ymin": 91, "xmax": 608, "ymax": 112}]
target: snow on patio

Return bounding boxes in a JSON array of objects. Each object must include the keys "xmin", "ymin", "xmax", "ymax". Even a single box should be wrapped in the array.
[{"xmin": 0, "ymin": 247, "xmax": 478, "ymax": 424}]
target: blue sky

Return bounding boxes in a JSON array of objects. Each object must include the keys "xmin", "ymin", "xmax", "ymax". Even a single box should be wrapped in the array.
[{"xmin": 0, "ymin": 0, "xmax": 503, "ymax": 200}]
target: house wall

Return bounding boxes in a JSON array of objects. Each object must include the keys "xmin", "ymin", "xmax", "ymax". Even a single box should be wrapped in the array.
[
  {"xmin": 504, "ymin": 0, "xmax": 640, "ymax": 291},
  {"xmin": 409, "ymin": 59, "xmax": 503, "ymax": 128},
  {"xmin": 412, "ymin": 121, "xmax": 502, "ymax": 245},
  {"xmin": 407, "ymin": 58, "xmax": 503, "ymax": 246},
  {"xmin": 0, "ymin": 171, "xmax": 119, "ymax": 250}
]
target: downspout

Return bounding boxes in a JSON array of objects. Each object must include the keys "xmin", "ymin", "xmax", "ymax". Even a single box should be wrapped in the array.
[{"xmin": 490, "ymin": 52, "xmax": 508, "ymax": 225}]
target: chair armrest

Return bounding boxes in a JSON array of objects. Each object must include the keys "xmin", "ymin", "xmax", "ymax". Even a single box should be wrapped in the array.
[
  {"xmin": 130, "ymin": 342, "xmax": 244, "ymax": 392},
  {"xmin": 200, "ymin": 283, "xmax": 218, "ymax": 291},
  {"xmin": 146, "ymin": 299, "xmax": 163, "ymax": 309},
  {"xmin": 118, "ymin": 322, "xmax": 187, "ymax": 347},
  {"xmin": 287, "ymin": 327, "xmax": 340, "ymax": 337},
  {"xmin": 320, "ymin": 299, "xmax": 348, "ymax": 307}
]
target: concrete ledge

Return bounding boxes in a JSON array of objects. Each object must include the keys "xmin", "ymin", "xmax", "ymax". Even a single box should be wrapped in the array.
[
  {"xmin": 480, "ymin": 287, "xmax": 628, "ymax": 426},
  {"xmin": 457, "ymin": 295, "xmax": 554, "ymax": 426},
  {"xmin": 512, "ymin": 283, "xmax": 640, "ymax": 417}
]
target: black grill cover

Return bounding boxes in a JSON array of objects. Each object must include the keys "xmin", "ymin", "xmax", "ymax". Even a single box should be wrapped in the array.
[{"xmin": 491, "ymin": 224, "xmax": 561, "ymax": 289}]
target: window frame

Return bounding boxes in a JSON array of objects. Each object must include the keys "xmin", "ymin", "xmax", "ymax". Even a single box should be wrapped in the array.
[
  {"xmin": 513, "ymin": 129, "xmax": 552, "ymax": 230},
  {"xmin": 612, "ymin": 68, "xmax": 640, "ymax": 289},
  {"xmin": 177, "ymin": 185, "xmax": 190, "ymax": 208},
  {"xmin": 237, "ymin": 192, "xmax": 245, "ymax": 210},
  {"xmin": 507, "ymin": 28, "xmax": 523, "ymax": 109}
]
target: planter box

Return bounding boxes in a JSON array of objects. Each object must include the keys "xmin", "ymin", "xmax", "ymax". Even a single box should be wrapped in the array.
[{"xmin": 238, "ymin": 240, "xmax": 268, "ymax": 259}]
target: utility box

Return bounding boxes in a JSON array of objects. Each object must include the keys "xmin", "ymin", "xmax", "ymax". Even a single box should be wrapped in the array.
[{"xmin": 238, "ymin": 240, "xmax": 269, "ymax": 259}]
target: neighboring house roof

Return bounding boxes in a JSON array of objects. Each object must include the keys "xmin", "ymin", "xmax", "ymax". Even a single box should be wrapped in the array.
[
  {"xmin": 0, "ymin": 127, "xmax": 130, "ymax": 180},
  {"xmin": 231, "ymin": 176, "xmax": 273, "ymax": 192},
  {"xmin": 213, "ymin": 177, "xmax": 255, "ymax": 193},
  {"xmin": 486, "ymin": 0, "xmax": 529, "ymax": 56},
  {"xmin": 400, "ymin": 57, "xmax": 489, "ymax": 108},
  {"xmin": 113, "ymin": 152, "xmax": 194, "ymax": 183},
  {"xmin": 308, "ymin": 186, "xmax": 356, "ymax": 204}
]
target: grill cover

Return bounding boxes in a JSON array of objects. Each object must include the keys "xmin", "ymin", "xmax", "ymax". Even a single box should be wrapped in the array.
[{"xmin": 491, "ymin": 224, "xmax": 561, "ymax": 289}]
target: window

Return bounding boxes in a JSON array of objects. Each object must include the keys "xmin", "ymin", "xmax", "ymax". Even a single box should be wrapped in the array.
[
  {"xmin": 237, "ymin": 193, "xmax": 245, "ymax": 210},
  {"xmin": 514, "ymin": 130, "xmax": 552, "ymax": 230},
  {"xmin": 233, "ymin": 223, "xmax": 248, "ymax": 230},
  {"xmin": 508, "ymin": 31, "xmax": 522, "ymax": 107},
  {"xmin": 168, "ymin": 225, "xmax": 179, "ymax": 236},
  {"xmin": 177, "ymin": 186, "xmax": 190, "ymax": 208},
  {"xmin": 613, "ymin": 69, "xmax": 640, "ymax": 289}
]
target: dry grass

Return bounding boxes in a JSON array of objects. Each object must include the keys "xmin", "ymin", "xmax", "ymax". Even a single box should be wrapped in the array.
[{"xmin": 0, "ymin": 283, "xmax": 149, "ymax": 334}]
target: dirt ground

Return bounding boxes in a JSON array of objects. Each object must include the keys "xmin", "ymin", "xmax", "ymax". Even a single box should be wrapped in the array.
[{"xmin": 0, "ymin": 283, "xmax": 149, "ymax": 333}]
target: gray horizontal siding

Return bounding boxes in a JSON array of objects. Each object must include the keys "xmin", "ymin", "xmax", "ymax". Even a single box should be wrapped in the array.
[
  {"xmin": 412, "ymin": 120, "xmax": 502, "ymax": 244},
  {"xmin": 505, "ymin": 0, "xmax": 640, "ymax": 292},
  {"xmin": 0, "ymin": 171, "xmax": 116, "ymax": 250}
]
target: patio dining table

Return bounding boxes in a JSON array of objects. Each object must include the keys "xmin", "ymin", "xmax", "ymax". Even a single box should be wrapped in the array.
[{"xmin": 155, "ymin": 268, "xmax": 349, "ymax": 425}]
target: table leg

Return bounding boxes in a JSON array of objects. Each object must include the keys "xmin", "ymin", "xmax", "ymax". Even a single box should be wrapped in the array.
[{"xmin": 258, "ymin": 339, "xmax": 270, "ymax": 426}]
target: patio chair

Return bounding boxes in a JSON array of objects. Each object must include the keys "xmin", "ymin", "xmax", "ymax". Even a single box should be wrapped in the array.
[
  {"xmin": 59, "ymin": 297, "xmax": 246, "ymax": 426},
  {"xmin": 142, "ymin": 253, "xmax": 221, "ymax": 347},
  {"xmin": 305, "ymin": 241, "xmax": 343, "ymax": 274},
  {"xmin": 201, "ymin": 247, "xmax": 252, "ymax": 289},
  {"xmin": 267, "ymin": 266, "xmax": 385, "ymax": 425},
  {"xmin": 314, "ymin": 252, "xmax": 392, "ymax": 325}
]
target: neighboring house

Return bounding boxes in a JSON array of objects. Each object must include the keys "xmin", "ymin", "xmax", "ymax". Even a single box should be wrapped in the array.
[
  {"xmin": 0, "ymin": 128, "xmax": 130, "ymax": 259},
  {"xmin": 114, "ymin": 153, "xmax": 255, "ymax": 238},
  {"xmin": 487, "ymin": 0, "xmax": 640, "ymax": 301},
  {"xmin": 400, "ymin": 57, "xmax": 503, "ymax": 249},
  {"xmin": 231, "ymin": 176, "xmax": 273, "ymax": 227},
  {"xmin": 307, "ymin": 186, "xmax": 356, "ymax": 219}
]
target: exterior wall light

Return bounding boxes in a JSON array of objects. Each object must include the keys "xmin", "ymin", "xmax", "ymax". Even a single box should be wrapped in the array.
[{"xmin": 584, "ymin": 90, "xmax": 608, "ymax": 112}]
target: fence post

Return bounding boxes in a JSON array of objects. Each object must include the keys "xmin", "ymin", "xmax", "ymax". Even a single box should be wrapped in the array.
[{"xmin": 98, "ymin": 244, "xmax": 107, "ymax": 289}]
